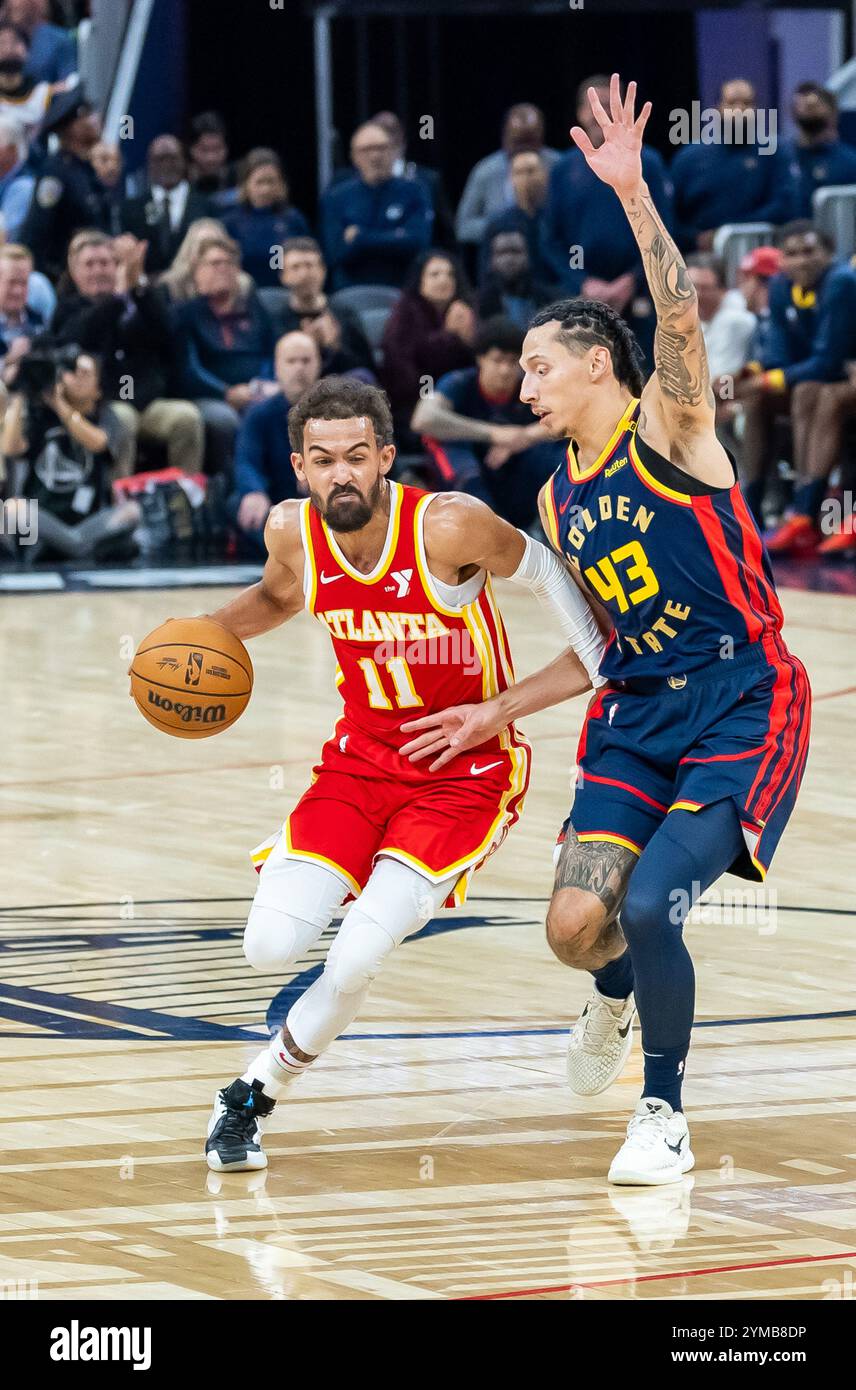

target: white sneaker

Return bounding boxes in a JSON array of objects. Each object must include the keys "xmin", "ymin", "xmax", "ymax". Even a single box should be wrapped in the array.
[
  {"xmin": 566, "ymin": 986, "xmax": 636, "ymax": 1095},
  {"xmin": 608, "ymin": 1098, "xmax": 695, "ymax": 1186}
]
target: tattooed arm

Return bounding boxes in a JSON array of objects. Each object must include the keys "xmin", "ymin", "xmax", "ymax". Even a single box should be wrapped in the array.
[{"xmin": 571, "ymin": 73, "xmax": 734, "ymax": 486}]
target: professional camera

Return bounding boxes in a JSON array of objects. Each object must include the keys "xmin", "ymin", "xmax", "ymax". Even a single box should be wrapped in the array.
[{"xmin": 15, "ymin": 340, "xmax": 83, "ymax": 398}]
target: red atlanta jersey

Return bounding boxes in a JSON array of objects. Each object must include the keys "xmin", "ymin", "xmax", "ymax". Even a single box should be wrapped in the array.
[{"xmin": 299, "ymin": 481, "xmax": 517, "ymax": 749}]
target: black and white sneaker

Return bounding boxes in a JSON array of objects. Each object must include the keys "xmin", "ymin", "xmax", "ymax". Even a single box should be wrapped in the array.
[{"xmin": 205, "ymin": 1078, "xmax": 275, "ymax": 1172}]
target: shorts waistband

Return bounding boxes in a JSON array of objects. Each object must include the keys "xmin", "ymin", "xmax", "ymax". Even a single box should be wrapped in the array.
[{"xmin": 607, "ymin": 642, "xmax": 774, "ymax": 695}]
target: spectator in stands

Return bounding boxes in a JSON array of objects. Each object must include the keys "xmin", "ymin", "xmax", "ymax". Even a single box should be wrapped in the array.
[
  {"xmin": 380, "ymin": 248, "xmax": 475, "ymax": 447},
  {"xmin": 49, "ymin": 229, "xmax": 204, "ymax": 476},
  {"xmin": 786, "ymin": 82, "xmax": 856, "ymax": 219},
  {"xmin": 476, "ymin": 228, "xmax": 554, "ymax": 329},
  {"xmin": 736, "ymin": 221, "xmax": 856, "ymax": 540},
  {"xmin": 370, "ymin": 110, "xmax": 456, "ymax": 248},
  {"xmin": 671, "ymin": 78, "xmax": 794, "ymax": 252},
  {"xmin": 456, "ymin": 103, "xmax": 560, "ymax": 248},
  {"xmin": 0, "ymin": 351, "xmax": 139, "ymax": 564},
  {"xmin": 0, "ymin": 19, "xmax": 61, "ymax": 142},
  {"xmin": 686, "ymin": 251, "xmax": 755, "ymax": 389},
  {"xmin": 120, "ymin": 135, "xmax": 212, "ymax": 276},
  {"xmin": 177, "ymin": 232, "xmax": 277, "ymax": 474},
  {"xmin": 320, "ymin": 120, "xmax": 433, "ymax": 290},
  {"xmin": 187, "ymin": 111, "xmax": 237, "ymax": 206},
  {"xmin": 229, "ymin": 330, "xmax": 321, "ymax": 557},
  {"xmin": 269, "ymin": 236, "xmax": 374, "ymax": 379},
  {"xmin": 90, "ymin": 140, "xmax": 125, "ymax": 234},
  {"xmin": 158, "ymin": 216, "xmax": 234, "ymax": 304},
  {"xmin": 0, "ymin": 225, "xmax": 54, "ymax": 318},
  {"xmin": 22, "ymin": 91, "xmax": 105, "ymax": 280},
  {"xmin": 0, "ymin": 243, "xmax": 45, "ymax": 389},
  {"xmin": 481, "ymin": 149, "xmax": 553, "ymax": 285},
  {"xmin": 412, "ymin": 315, "xmax": 556, "ymax": 530},
  {"xmin": 0, "ymin": 0, "xmax": 76, "ymax": 84},
  {"xmin": 221, "ymin": 148, "xmax": 309, "ymax": 288},
  {"xmin": 0, "ymin": 114, "xmax": 33, "ymax": 241},
  {"xmin": 737, "ymin": 245, "xmax": 780, "ymax": 365},
  {"xmin": 542, "ymin": 74, "xmax": 671, "ymax": 355}
]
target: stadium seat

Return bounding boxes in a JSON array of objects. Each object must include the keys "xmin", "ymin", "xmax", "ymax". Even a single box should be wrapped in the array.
[
  {"xmin": 712, "ymin": 223, "xmax": 776, "ymax": 286},
  {"xmin": 330, "ymin": 284, "xmax": 401, "ymax": 362},
  {"xmin": 812, "ymin": 184, "xmax": 856, "ymax": 259}
]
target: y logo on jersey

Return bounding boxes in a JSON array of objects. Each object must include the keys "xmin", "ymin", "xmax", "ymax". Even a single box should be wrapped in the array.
[{"xmin": 386, "ymin": 568, "xmax": 413, "ymax": 599}]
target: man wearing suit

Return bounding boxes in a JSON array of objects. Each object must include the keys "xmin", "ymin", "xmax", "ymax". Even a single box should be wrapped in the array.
[{"xmin": 120, "ymin": 135, "xmax": 211, "ymax": 274}]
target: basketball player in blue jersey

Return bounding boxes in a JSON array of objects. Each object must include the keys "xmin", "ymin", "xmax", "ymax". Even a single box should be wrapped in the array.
[{"xmin": 402, "ymin": 75, "xmax": 811, "ymax": 1185}]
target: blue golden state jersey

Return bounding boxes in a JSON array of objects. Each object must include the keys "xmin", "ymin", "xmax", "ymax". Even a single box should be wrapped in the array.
[{"xmin": 542, "ymin": 398, "xmax": 785, "ymax": 683}]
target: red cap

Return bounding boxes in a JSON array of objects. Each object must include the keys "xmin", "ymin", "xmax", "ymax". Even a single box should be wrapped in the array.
[{"xmin": 739, "ymin": 246, "xmax": 781, "ymax": 278}]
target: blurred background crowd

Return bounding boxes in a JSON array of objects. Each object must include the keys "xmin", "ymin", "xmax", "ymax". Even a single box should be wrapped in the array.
[{"xmin": 2, "ymin": 0, "xmax": 856, "ymax": 568}]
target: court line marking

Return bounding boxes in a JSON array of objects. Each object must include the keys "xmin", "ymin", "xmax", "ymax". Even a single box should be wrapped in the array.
[{"xmin": 456, "ymin": 1247, "xmax": 856, "ymax": 1299}]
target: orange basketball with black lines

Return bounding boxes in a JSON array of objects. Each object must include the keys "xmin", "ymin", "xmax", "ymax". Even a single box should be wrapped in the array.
[{"xmin": 129, "ymin": 617, "xmax": 253, "ymax": 739}]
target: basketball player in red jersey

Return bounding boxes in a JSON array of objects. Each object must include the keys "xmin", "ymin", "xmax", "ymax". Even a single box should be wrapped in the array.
[
  {"xmin": 402, "ymin": 77, "xmax": 811, "ymax": 1185},
  {"xmin": 199, "ymin": 376, "xmax": 605, "ymax": 1170}
]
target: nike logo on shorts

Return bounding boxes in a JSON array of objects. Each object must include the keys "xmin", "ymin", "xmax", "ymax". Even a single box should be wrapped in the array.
[{"xmin": 470, "ymin": 760, "xmax": 504, "ymax": 776}]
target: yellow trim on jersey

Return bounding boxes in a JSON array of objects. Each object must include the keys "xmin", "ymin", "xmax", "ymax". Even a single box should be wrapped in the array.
[
  {"xmin": 750, "ymin": 852, "xmax": 767, "ymax": 881},
  {"xmin": 412, "ymin": 493, "xmax": 487, "ymax": 617},
  {"xmin": 568, "ymin": 396, "xmax": 640, "ymax": 482},
  {"xmin": 283, "ymin": 816, "xmax": 362, "ymax": 896},
  {"xmin": 577, "ymin": 831, "xmax": 642, "ymax": 856},
  {"xmin": 483, "ymin": 576, "xmax": 516, "ymax": 686},
  {"xmin": 669, "ymin": 799, "xmax": 703, "ymax": 813},
  {"xmin": 299, "ymin": 499, "xmax": 319, "ymax": 613},
  {"xmin": 629, "ymin": 433, "xmax": 693, "ymax": 507},
  {"xmin": 321, "ymin": 479, "xmax": 403, "ymax": 584},
  {"xmin": 542, "ymin": 476, "xmax": 561, "ymax": 549},
  {"xmin": 380, "ymin": 735, "xmax": 530, "ymax": 886},
  {"xmin": 334, "ymin": 663, "xmax": 345, "ymax": 687}
]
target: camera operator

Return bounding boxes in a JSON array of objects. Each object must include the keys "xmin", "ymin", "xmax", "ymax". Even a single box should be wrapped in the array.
[{"xmin": 0, "ymin": 346, "xmax": 140, "ymax": 562}]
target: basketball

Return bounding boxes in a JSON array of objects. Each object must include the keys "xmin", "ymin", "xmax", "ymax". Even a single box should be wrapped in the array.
[{"xmin": 129, "ymin": 617, "xmax": 253, "ymax": 739}]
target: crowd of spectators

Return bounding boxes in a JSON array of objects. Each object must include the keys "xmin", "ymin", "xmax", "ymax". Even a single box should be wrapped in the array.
[{"xmin": 2, "ymin": 30, "xmax": 856, "ymax": 565}]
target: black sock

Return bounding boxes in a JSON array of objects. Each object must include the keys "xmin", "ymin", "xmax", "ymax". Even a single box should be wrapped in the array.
[{"xmin": 592, "ymin": 950, "xmax": 634, "ymax": 1000}]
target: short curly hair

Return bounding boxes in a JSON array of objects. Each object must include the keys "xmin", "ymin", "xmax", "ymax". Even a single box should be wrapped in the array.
[{"xmin": 287, "ymin": 376, "xmax": 394, "ymax": 452}]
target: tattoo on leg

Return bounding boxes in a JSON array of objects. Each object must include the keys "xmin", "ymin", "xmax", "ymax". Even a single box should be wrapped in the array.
[
  {"xmin": 280, "ymin": 1026, "xmax": 316, "ymax": 1064},
  {"xmin": 554, "ymin": 825, "xmax": 636, "ymax": 918}
]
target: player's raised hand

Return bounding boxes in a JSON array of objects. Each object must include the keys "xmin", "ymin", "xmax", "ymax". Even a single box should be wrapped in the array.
[
  {"xmin": 570, "ymin": 73, "xmax": 651, "ymax": 199},
  {"xmin": 400, "ymin": 701, "xmax": 509, "ymax": 772}
]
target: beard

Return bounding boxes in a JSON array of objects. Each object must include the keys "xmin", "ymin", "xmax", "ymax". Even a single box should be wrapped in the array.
[{"xmin": 313, "ymin": 476, "xmax": 384, "ymax": 533}]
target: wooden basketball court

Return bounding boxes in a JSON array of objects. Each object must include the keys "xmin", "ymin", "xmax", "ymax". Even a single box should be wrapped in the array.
[{"xmin": 1, "ymin": 577, "xmax": 854, "ymax": 1301}]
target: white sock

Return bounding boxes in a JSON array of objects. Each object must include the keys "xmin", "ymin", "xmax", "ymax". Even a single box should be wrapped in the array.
[{"xmin": 242, "ymin": 1033, "xmax": 314, "ymax": 1101}]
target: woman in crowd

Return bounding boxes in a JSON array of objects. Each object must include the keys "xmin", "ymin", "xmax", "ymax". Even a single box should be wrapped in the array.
[
  {"xmin": 380, "ymin": 248, "xmax": 476, "ymax": 448},
  {"xmin": 221, "ymin": 149, "xmax": 310, "ymax": 288}
]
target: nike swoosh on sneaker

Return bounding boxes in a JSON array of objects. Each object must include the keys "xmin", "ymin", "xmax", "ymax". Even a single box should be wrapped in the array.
[
  {"xmin": 320, "ymin": 572, "xmax": 344, "ymax": 584},
  {"xmin": 617, "ymin": 1019, "xmax": 632, "ymax": 1038},
  {"xmin": 666, "ymin": 1136, "xmax": 685, "ymax": 1155},
  {"xmin": 470, "ymin": 760, "xmax": 504, "ymax": 776}
]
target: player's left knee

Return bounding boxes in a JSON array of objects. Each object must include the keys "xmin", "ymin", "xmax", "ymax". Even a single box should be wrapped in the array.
[
  {"xmin": 326, "ymin": 908, "xmax": 397, "ymax": 995},
  {"xmin": 620, "ymin": 877, "xmax": 668, "ymax": 945}
]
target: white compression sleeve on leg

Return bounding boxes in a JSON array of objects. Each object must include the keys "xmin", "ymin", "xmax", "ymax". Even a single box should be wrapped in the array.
[{"xmin": 507, "ymin": 531, "xmax": 607, "ymax": 686}]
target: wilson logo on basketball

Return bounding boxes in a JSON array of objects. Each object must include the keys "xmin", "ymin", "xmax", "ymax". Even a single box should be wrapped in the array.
[
  {"xmin": 147, "ymin": 690, "xmax": 227, "ymax": 724},
  {"xmin": 185, "ymin": 652, "xmax": 203, "ymax": 686}
]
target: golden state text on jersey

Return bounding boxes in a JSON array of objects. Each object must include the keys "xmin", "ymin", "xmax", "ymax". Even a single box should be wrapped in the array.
[{"xmin": 542, "ymin": 399, "xmax": 784, "ymax": 682}]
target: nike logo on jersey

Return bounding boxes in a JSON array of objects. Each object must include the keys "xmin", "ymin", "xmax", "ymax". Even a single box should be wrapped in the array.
[
  {"xmin": 320, "ymin": 571, "xmax": 344, "ymax": 584},
  {"xmin": 470, "ymin": 760, "xmax": 504, "ymax": 776}
]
